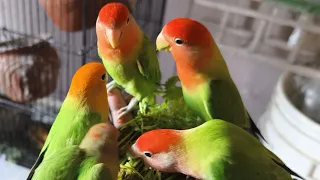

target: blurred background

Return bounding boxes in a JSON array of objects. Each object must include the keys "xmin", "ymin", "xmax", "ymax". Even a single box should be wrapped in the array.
[{"xmin": 1, "ymin": 0, "xmax": 320, "ymax": 179}]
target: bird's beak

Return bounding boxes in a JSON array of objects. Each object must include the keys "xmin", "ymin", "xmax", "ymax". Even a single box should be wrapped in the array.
[
  {"xmin": 128, "ymin": 143, "xmax": 139, "ymax": 159},
  {"xmin": 156, "ymin": 32, "xmax": 170, "ymax": 51},
  {"xmin": 106, "ymin": 28, "xmax": 122, "ymax": 49}
]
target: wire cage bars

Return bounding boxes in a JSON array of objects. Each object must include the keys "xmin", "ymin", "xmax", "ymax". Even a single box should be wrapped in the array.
[{"xmin": 0, "ymin": 0, "xmax": 167, "ymax": 168}]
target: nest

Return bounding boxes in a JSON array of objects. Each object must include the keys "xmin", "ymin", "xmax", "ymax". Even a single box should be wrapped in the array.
[
  {"xmin": 117, "ymin": 76, "xmax": 204, "ymax": 180},
  {"xmin": 0, "ymin": 35, "xmax": 60, "ymax": 103}
]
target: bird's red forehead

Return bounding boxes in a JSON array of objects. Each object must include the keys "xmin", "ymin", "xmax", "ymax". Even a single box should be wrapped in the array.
[
  {"xmin": 135, "ymin": 129, "xmax": 181, "ymax": 154},
  {"xmin": 98, "ymin": 2, "xmax": 129, "ymax": 28},
  {"xmin": 163, "ymin": 18, "xmax": 211, "ymax": 46}
]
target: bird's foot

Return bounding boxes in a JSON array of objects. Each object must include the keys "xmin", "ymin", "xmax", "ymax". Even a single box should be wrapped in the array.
[
  {"xmin": 106, "ymin": 80, "xmax": 122, "ymax": 93},
  {"xmin": 117, "ymin": 97, "xmax": 138, "ymax": 119},
  {"xmin": 139, "ymin": 102, "xmax": 148, "ymax": 115}
]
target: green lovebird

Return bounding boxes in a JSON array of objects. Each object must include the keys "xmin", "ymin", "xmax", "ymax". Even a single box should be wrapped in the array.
[
  {"xmin": 96, "ymin": 2, "xmax": 162, "ymax": 119},
  {"xmin": 130, "ymin": 120, "xmax": 304, "ymax": 180},
  {"xmin": 31, "ymin": 123, "xmax": 120, "ymax": 180},
  {"xmin": 156, "ymin": 17, "xmax": 264, "ymax": 140},
  {"xmin": 27, "ymin": 62, "xmax": 110, "ymax": 179}
]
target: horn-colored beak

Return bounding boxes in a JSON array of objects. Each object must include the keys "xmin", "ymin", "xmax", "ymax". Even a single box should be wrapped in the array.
[
  {"xmin": 156, "ymin": 31, "xmax": 170, "ymax": 51},
  {"xmin": 106, "ymin": 28, "xmax": 122, "ymax": 49}
]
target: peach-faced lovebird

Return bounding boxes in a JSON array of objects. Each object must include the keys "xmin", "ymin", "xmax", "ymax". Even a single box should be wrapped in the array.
[
  {"xmin": 130, "ymin": 120, "xmax": 303, "ymax": 180},
  {"xmin": 31, "ymin": 123, "xmax": 120, "ymax": 180},
  {"xmin": 27, "ymin": 62, "xmax": 110, "ymax": 179},
  {"xmin": 156, "ymin": 18, "xmax": 264, "ymax": 140},
  {"xmin": 96, "ymin": 2, "xmax": 161, "ymax": 119}
]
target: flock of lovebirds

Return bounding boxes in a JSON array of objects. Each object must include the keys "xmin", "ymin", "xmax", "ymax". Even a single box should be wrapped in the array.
[{"xmin": 24, "ymin": 2, "xmax": 306, "ymax": 180}]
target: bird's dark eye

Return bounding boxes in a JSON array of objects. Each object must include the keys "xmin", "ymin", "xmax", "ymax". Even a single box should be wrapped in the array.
[
  {"xmin": 144, "ymin": 152, "xmax": 152, "ymax": 158},
  {"xmin": 174, "ymin": 38, "xmax": 184, "ymax": 45},
  {"xmin": 127, "ymin": 17, "xmax": 130, "ymax": 24},
  {"xmin": 101, "ymin": 74, "xmax": 106, "ymax": 81}
]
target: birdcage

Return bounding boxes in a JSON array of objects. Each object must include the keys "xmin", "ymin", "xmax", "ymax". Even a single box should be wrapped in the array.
[{"xmin": 0, "ymin": 0, "xmax": 167, "ymax": 168}]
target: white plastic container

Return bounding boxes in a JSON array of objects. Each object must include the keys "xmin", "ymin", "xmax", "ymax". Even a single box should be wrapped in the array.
[{"xmin": 258, "ymin": 72, "xmax": 320, "ymax": 180}]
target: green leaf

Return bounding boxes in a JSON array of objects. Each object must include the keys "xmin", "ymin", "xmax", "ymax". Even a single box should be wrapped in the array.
[
  {"xmin": 163, "ymin": 86, "xmax": 183, "ymax": 102},
  {"xmin": 164, "ymin": 76, "xmax": 180, "ymax": 90}
]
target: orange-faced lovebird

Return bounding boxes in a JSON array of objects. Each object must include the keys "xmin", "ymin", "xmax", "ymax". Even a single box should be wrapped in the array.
[
  {"xmin": 96, "ymin": 2, "xmax": 161, "ymax": 119},
  {"xmin": 31, "ymin": 123, "xmax": 120, "ymax": 180},
  {"xmin": 27, "ymin": 62, "xmax": 110, "ymax": 179},
  {"xmin": 156, "ymin": 17, "xmax": 264, "ymax": 140},
  {"xmin": 131, "ymin": 120, "xmax": 304, "ymax": 180}
]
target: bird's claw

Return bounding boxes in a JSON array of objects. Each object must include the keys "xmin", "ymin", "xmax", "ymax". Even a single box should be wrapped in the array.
[
  {"xmin": 107, "ymin": 81, "xmax": 121, "ymax": 93},
  {"xmin": 139, "ymin": 103, "xmax": 148, "ymax": 115},
  {"xmin": 117, "ymin": 107, "xmax": 131, "ymax": 119},
  {"xmin": 117, "ymin": 98, "xmax": 138, "ymax": 120}
]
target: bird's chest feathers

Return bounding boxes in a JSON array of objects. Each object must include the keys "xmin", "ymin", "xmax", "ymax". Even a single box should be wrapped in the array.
[
  {"xmin": 177, "ymin": 66, "xmax": 206, "ymax": 92},
  {"xmin": 99, "ymin": 45, "xmax": 138, "ymax": 64},
  {"xmin": 175, "ymin": 53, "xmax": 210, "ymax": 92},
  {"xmin": 65, "ymin": 109, "xmax": 102, "ymax": 145}
]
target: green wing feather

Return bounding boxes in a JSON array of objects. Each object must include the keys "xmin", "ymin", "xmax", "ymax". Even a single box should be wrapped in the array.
[
  {"xmin": 266, "ymin": 148, "xmax": 304, "ymax": 179},
  {"xmin": 78, "ymin": 158, "xmax": 114, "ymax": 180},
  {"xmin": 136, "ymin": 33, "xmax": 161, "ymax": 85},
  {"xmin": 31, "ymin": 146, "xmax": 85, "ymax": 180},
  {"xmin": 205, "ymin": 79, "xmax": 249, "ymax": 128},
  {"xmin": 195, "ymin": 121, "xmax": 293, "ymax": 180},
  {"xmin": 27, "ymin": 146, "xmax": 48, "ymax": 179},
  {"xmin": 247, "ymin": 112, "xmax": 267, "ymax": 141},
  {"xmin": 27, "ymin": 111, "xmax": 68, "ymax": 179},
  {"xmin": 205, "ymin": 80, "xmax": 267, "ymax": 140},
  {"xmin": 208, "ymin": 147, "xmax": 292, "ymax": 180}
]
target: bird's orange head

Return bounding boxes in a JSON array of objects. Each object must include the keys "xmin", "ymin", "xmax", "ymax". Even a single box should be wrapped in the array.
[{"xmin": 67, "ymin": 62, "xmax": 109, "ymax": 118}]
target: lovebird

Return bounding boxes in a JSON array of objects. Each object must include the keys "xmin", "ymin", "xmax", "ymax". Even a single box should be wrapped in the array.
[
  {"xmin": 96, "ymin": 2, "xmax": 161, "ymax": 119},
  {"xmin": 156, "ymin": 17, "xmax": 264, "ymax": 140},
  {"xmin": 31, "ymin": 123, "xmax": 120, "ymax": 180},
  {"xmin": 130, "ymin": 120, "xmax": 304, "ymax": 180},
  {"xmin": 27, "ymin": 62, "xmax": 110, "ymax": 179}
]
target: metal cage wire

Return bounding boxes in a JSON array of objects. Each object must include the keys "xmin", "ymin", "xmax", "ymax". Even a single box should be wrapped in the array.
[{"xmin": 0, "ymin": 0, "xmax": 166, "ymax": 168}]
